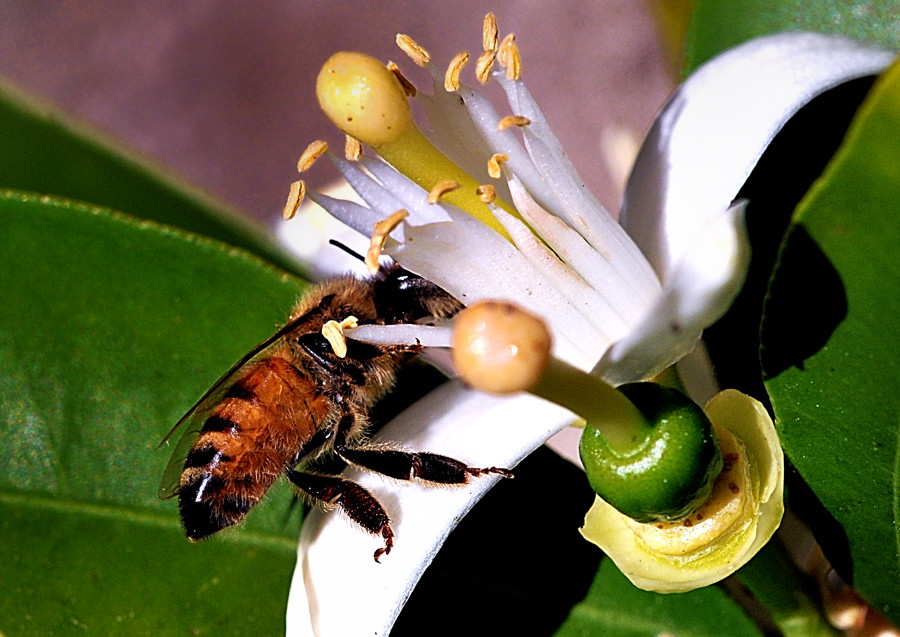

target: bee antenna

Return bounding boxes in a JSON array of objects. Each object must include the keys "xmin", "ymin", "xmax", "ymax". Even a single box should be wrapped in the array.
[{"xmin": 328, "ymin": 239, "xmax": 365, "ymax": 263}]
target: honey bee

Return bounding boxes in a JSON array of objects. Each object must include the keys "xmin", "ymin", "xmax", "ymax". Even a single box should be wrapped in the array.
[{"xmin": 158, "ymin": 260, "xmax": 512, "ymax": 561}]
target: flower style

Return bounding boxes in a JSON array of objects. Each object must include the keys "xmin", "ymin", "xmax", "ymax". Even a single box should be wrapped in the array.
[{"xmin": 282, "ymin": 22, "xmax": 894, "ymax": 637}]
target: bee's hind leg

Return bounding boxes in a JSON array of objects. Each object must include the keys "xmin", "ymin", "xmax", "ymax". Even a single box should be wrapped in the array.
[
  {"xmin": 335, "ymin": 444, "xmax": 513, "ymax": 484},
  {"xmin": 287, "ymin": 470, "xmax": 394, "ymax": 562}
]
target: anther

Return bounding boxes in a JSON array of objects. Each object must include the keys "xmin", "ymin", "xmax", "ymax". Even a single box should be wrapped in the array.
[
  {"xmin": 482, "ymin": 12, "xmax": 499, "ymax": 52},
  {"xmin": 321, "ymin": 316, "xmax": 359, "ymax": 358},
  {"xmin": 444, "ymin": 51, "xmax": 469, "ymax": 92},
  {"xmin": 497, "ymin": 115, "xmax": 531, "ymax": 131},
  {"xmin": 427, "ymin": 180, "xmax": 461, "ymax": 204},
  {"xmin": 476, "ymin": 184, "xmax": 496, "ymax": 204},
  {"xmin": 476, "ymin": 50, "xmax": 496, "ymax": 84},
  {"xmin": 366, "ymin": 209, "xmax": 409, "ymax": 274},
  {"xmin": 497, "ymin": 33, "xmax": 522, "ymax": 80},
  {"xmin": 297, "ymin": 140, "xmax": 328, "ymax": 173},
  {"xmin": 487, "ymin": 153, "xmax": 509, "ymax": 179},
  {"xmin": 396, "ymin": 34, "xmax": 430, "ymax": 67},
  {"xmin": 387, "ymin": 61, "xmax": 417, "ymax": 97},
  {"xmin": 283, "ymin": 180, "xmax": 305, "ymax": 220},
  {"xmin": 345, "ymin": 135, "xmax": 362, "ymax": 161}
]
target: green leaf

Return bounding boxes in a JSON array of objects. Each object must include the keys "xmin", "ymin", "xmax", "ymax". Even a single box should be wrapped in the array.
[
  {"xmin": 684, "ymin": 0, "xmax": 900, "ymax": 73},
  {"xmin": 761, "ymin": 60, "xmax": 900, "ymax": 622},
  {"xmin": 0, "ymin": 80, "xmax": 303, "ymax": 276},
  {"xmin": 0, "ymin": 191, "xmax": 308, "ymax": 635},
  {"xmin": 553, "ymin": 559, "xmax": 762, "ymax": 637}
]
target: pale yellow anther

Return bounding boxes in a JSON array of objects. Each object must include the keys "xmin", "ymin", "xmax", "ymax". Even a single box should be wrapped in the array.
[
  {"xmin": 444, "ymin": 51, "xmax": 469, "ymax": 92},
  {"xmin": 396, "ymin": 34, "xmax": 430, "ymax": 67},
  {"xmin": 476, "ymin": 184, "xmax": 497, "ymax": 204},
  {"xmin": 497, "ymin": 115, "xmax": 531, "ymax": 131},
  {"xmin": 497, "ymin": 33, "xmax": 522, "ymax": 80},
  {"xmin": 282, "ymin": 180, "xmax": 305, "ymax": 220},
  {"xmin": 366, "ymin": 209, "xmax": 409, "ymax": 274},
  {"xmin": 387, "ymin": 61, "xmax": 417, "ymax": 97},
  {"xmin": 487, "ymin": 153, "xmax": 509, "ymax": 179},
  {"xmin": 427, "ymin": 180, "xmax": 461, "ymax": 204},
  {"xmin": 344, "ymin": 134, "xmax": 362, "ymax": 161},
  {"xmin": 321, "ymin": 316, "xmax": 358, "ymax": 358},
  {"xmin": 475, "ymin": 49, "xmax": 496, "ymax": 84},
  {"xmin": 297, "ymin": 140, "xmax": 328, "ymax": 173},
  {"xmin": 482, "ymin": 12, "xmax": 499, "ymax": 52}
]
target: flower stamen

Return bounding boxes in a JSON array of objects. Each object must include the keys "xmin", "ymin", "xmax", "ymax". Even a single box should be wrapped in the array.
[
  {"xmin": 475, "ymin": 50, "xmax": 497, "ymax": 84},
  {"xmin": 321, "ymin": 316, "xmax": 359, "ymax": 359},
  {"xmin": 297, "ymin": 140, "xmax": 328, "ymax": 172},
  {"xmin": 497, "ymin": 33, "xmax": 522, "ymax": 80},
  {"xmin": 497, "ymin": 114, "xmax": 531, "ymax": 131},
  {"xmin": 344, "ymin": 134, "xmax": 362, "ymax": 161},
  {"xmin": 427, "ymin": 180, "xmax": 461, "ymax": 204},
  {"xmin": 395, "ymin": 33, "xmax": 430, "ymax": 67},
  {"xmin": 387, "ymin": 61, "xmax": 417, "ymax": 97},
  {"xmin": 482, "ymin": 12, "xmax": 499, "ymax": 52},
  {"xmin": 487, "ymin": 153, "xmax": 509, "ymax": 179},
  {"xmin": 444, "ymin": 51, "xmax": 469, "ymax": 92},
  {"xmin": 476, "ymin": 184, "xmax": 497, "ymax": 204},
  {"xmin": 366, "ymin": 209, "xmax": 409, "ymax": 273},
  {"xmin": 282, "ymin": 180, "xmax": 305, "ymax": 220}
]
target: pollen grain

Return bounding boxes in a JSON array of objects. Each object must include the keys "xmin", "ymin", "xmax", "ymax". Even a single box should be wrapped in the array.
[
  {"xmin": 282, "ymin": 180, "xmax": 305, "ymax": 220},
  {"xmin": 427, "ymin": 180, "xmax": 461, "ymax": 204},
  {"xmin": 366, "ymin": 209, "xmax": 410, "ymax": 274},
  {"xmin": 396, "ymin": 34, "xmax": 430, "ymax": 67},
  {"xmin": 444, "ymin": 51, "xmax": 469, "ymax": 92},
  {"xmin": 497, "ymin": 115, "xmax": 531, "ymax": 131}
]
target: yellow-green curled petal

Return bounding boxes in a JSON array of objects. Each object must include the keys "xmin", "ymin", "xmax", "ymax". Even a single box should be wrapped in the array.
[{"xmin": 579, "ymin": 389, "xmax": 784, "ymax": 593}]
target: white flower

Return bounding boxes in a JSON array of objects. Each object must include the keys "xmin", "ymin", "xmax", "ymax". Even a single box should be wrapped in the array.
[{"xmin": 282, "ymin": 30, "xmax": 894, "ymax": 637}]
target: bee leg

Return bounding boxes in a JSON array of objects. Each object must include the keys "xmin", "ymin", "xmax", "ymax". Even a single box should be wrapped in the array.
[
  {"xmin": 335, "ymin": 446, "xmax": 514, "ymax": 485},
  {"xmin": 287, "ymin": 470, "xmax": 394, "ymax": 562}
]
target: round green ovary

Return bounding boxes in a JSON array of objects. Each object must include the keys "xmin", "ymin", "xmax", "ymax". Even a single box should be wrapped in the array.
[{"xmin": 579, "ymin": 383, "xmax": 723, "ymax": 523}]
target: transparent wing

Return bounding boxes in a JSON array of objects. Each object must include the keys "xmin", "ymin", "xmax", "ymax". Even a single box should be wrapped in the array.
[{"xmin": 156, "ymin": 311, "xmax": 316, "ymax": 499}]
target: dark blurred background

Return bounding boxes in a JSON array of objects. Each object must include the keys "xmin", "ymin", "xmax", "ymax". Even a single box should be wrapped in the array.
[{"xmin": 0, "ymin": 0, "xmax": 673, "ymax": 230}]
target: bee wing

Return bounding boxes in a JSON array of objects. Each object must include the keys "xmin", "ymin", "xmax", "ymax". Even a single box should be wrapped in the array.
[{"xmin": 156, "ymin": 311, "xmax": 315, "ymax": 499}]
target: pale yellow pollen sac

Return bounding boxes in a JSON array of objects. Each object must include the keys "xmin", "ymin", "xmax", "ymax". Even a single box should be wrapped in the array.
[
  {"xmin": 387, "ymin": 61, "xmax": 417, "ymax": 97},
  {"xmin": 497, "ymin": 114, "xmax": 531, "ymax": 132},
  {"xmin": 297, "ymin": 140, "xmax": 328, "ymax": 173},
  {"xmin": 476, "ymin": 184, "xmax": 497, "ymax": 204},
  {"xmin": 487, "ymin": 153, "xmax": 509, "ymax": 179},
  {"xmin": 427, "ymin": 180, "xmax": 461, "ymax": 204},
  {"xmin": 344, "ymin": 134, "xmax": 362, "ymax": 161},
  {"xmin": 282, "ymin": 180, "xmax": 305, "ymax": 220},
  {"xmin": 366, "ymin": 209, "xmax": 410, "ymax": 274},
  {"xmin": 497, "ymin": 33, "xmax": 522, "ymax": 80},
  {"xmin": 396, "ymin": 33, "xmax": 430, "ymax": 67},
  {"xmin": 482, "ymin": 12, "xmax": 499, "ymax": 52},
  {"xmin": 444, "ymin": 51, "xmax": 470, "ymax": 92},
  {"xmin": 321, "ymin": 316, "xmax": 359, "ymax": 359},
  {"xmin": 475, "ymin": 49, "xmax": 496, "ymax": 84}
]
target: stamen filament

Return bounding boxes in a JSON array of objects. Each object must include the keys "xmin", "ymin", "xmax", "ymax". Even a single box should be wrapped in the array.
[{"xmin": 316, "ymin": 51, "xmax": 522, "ymax": 237}]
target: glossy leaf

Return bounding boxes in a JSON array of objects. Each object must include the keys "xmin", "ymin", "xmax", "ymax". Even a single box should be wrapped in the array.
[
  {"xmin": 761, "ymin": 61, "xmax": 900, "ymax": 622},
  {"xmin": 684, "ymin": 0, "xmax": 900, "ymax": 73},
  {"xmin": 0, "ymin": 192, "xmax": 307, "ymax": 634},
  {"xmin": 0, "ymin": 80, "xmax": 302, "ymax": 276},
  {"xmin": 553, "ymin": 559, "xmax": 762, "ymax": 637}
]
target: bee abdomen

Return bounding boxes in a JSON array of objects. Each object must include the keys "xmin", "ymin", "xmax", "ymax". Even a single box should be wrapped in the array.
[{"xmin": 179, "ymin": 473, "xmax": 255, "ymax": 541}]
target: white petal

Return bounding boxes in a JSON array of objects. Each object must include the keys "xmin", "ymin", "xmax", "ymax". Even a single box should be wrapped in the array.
[
  {"xmin": 286, "ymin": 380, "xmax": 573, "ymax": 637},
  {"xmin": 621, "ymin": 32, "xmax": 895, "ymax": 283},
  {"xmin": 595, "ymin": 201, "xmax": 750, "ymax": 385}
]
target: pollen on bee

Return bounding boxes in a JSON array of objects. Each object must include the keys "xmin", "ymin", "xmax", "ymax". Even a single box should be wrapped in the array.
[
  {"xmin": 297, "ymin": 140, "xmax": 328, "ymax": 172},
  {"xmin": 444, "ymin": 51, "xmax": 469, "ymax": 92},
  {"xmin": 321, "ymin": 320, "xmax": 350, "ymax": 358},
  {"xmin": 282, "ymin": 180, "xmax": 305, "ymax": 220},
  {"xmin": 497, "ymin": 33, "xmax": 522, "ymax": 80},
  {"xmin": 396, "ymin": 33, "xmax": 430, "ymax": 67},
  {"xmin": 345, "ymin": 134, "xmax": 363, "ymax": 161},
  {"xmin": 427, "ymin": 180, "xmax": 461, "ymax": 204},
  {"xmin": 387, "ymin": 61, "xmax": 417, "ymax": 97},
  {"xmin": 487, "ymin": 153, "xmax": 509, "ymax": 179},
  {"xmin": 497, "ymin": 114, "xmax": 531, "ymax": 132},
  {"xmin": 366, "ymin": 209, "xmax": 410, "ymax": 274},
  {"xmin": 482, "ymin": 12, "xmax": 499, "ymax": 52}
]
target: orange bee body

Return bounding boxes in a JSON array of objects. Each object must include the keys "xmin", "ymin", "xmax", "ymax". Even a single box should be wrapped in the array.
[{"xmin": 159, "ymin": 264, "xmax": 511, "ymax": 560}]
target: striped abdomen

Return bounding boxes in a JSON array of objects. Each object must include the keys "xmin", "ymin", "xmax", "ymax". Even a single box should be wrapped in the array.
[{"xmin": 178, "ymin": 355, "xmax": 328, "ymax": 540}]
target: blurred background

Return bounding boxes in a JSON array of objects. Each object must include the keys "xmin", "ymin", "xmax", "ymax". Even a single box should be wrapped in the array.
[{"xmin": 0, "ymin": 0, "xmax": 674, "ymax": 231}]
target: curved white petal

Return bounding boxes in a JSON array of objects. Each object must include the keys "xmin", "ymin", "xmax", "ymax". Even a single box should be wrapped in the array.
[
  {"xmin": 596, "ymin": 201, "xmax": 750, "ymax": 385},
  {"xmin": 286, "ymin": 380, "xmax": 572, "ymax": 636},
  {"xmin": 621, "ymin": 32, "xmax": 895, "ymax": 283}
]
